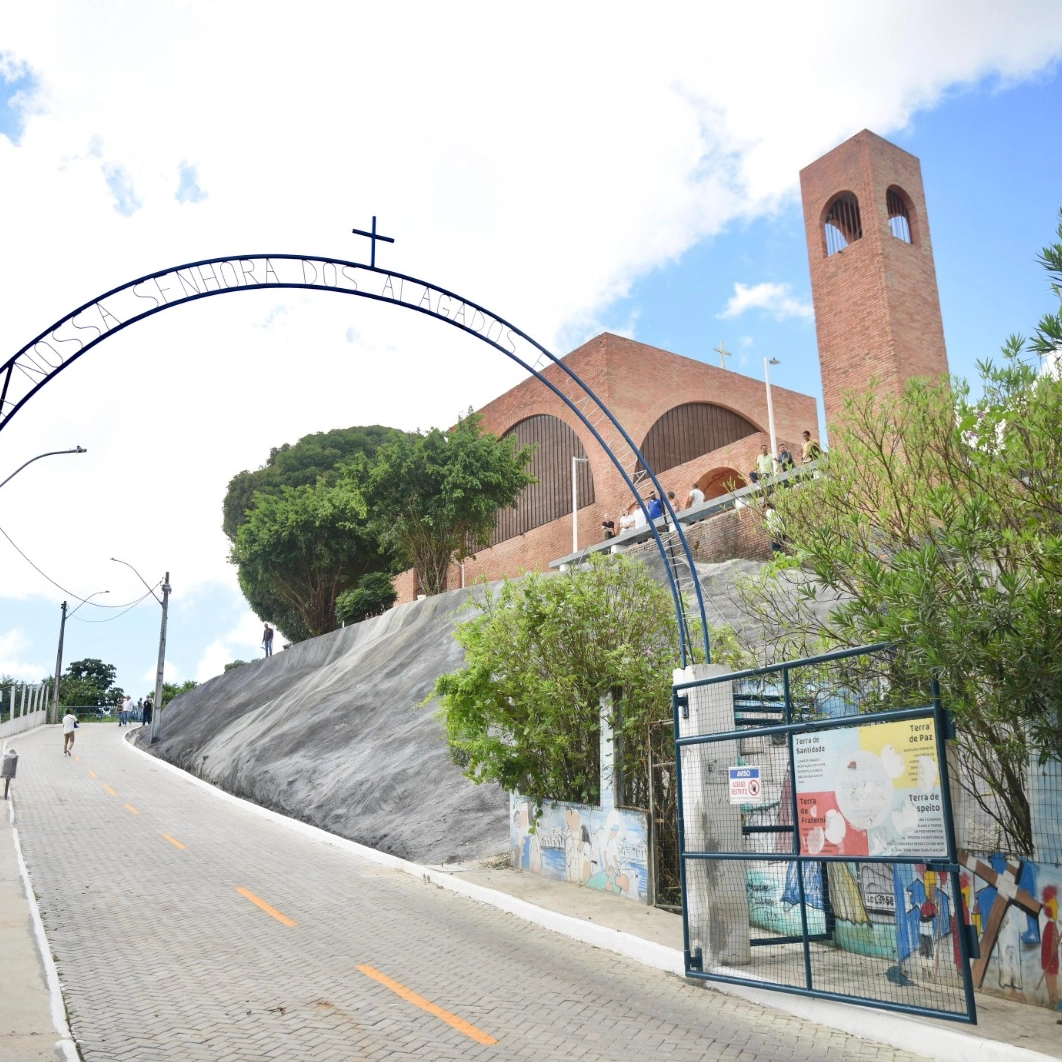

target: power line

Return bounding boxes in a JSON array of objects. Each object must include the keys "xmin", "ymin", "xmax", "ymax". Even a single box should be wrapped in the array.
[
  {"xmin": 0, "ymin": 523, "xmax": 148, "ymax": 608},
  {"xmin": 70, "ymin": 587, "xmax": 159, "ymax": 623}
]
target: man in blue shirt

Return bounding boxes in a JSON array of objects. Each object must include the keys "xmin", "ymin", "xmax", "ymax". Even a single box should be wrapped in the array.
[{"xmin": 646, "ymin": 491, "xmax": 664, "ymax": 521}]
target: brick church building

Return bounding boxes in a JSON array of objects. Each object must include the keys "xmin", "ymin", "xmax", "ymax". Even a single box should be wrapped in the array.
[{"xmin": 394, "ymin": 129, "xmax": 950, "ymax": 602}]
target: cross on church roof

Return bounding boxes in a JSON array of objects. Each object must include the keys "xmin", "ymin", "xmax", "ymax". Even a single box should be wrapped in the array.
[
  {"xmin": 713, "ymin": 340, "xmax": 732, "ymax": 370},
  {"xmin": 351, "ymin": 215, "xmax": 395, "ymax": 269}
]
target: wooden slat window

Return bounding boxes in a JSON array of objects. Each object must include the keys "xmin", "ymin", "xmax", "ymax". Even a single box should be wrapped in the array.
[
  {"xmin": 636, "ymin": 402, "xmax": 759, "ymax": 476},
  {"xmin": 491, "ymin": 415, "xmax": 594, "ymax": 545}
]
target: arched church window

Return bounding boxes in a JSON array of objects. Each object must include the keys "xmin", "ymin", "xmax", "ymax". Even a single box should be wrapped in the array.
[
  {"xmin": 886, "ymin": 186, "xmax": 913, "ymax": 243},
  {"xmin": 636, "ymin": 402, "xmax": 759, "ymax": 477},
  {"xmin": 491, "ymin": 415, "xmax": 594, "ymax": 545},
  {"xmin": 824, "ymin": 192, "xmax": 862, "ymax": 256}
]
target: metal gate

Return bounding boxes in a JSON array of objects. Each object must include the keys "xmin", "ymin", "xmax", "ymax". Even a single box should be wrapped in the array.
[{"xmin": 672, "ymin": 644, "xmax": 978, "ymax": 1023}]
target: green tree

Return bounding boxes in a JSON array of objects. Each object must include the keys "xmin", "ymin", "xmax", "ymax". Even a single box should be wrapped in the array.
[
  {"xmin": 162, "ymin": 679, "xmax": 198, "ymax": 706},
  {"xmin": 335, "ymin": 571, "xmax": 398, "ymax": 626},
  {"xmin": 432, "ymin": 555, "xmax": 748, "ymax": 814},
  {"xmin": 223, "ymin": 659, "xmax": 248, "ymax": 672},
  {"xmin": 60, "ymin": 658, "xmax": 123, "ymax": 707},
  {"xmin": 224, "ymin": 425, "xmax": 406, "ymax": 642},
  {"xmin": 222, "ymin": 424, "xmax": 402, "ymax": 542},
  {"xmin": 737, "ymin": 212, "xmax": 1062, "ymax": 854},
  {"xmin": 230, "ymin": 477, "xmax": 385, "ymax": 640},
  {"xmin": 368, "ymin": 412, "xmax": 536, "ymax": 596}
]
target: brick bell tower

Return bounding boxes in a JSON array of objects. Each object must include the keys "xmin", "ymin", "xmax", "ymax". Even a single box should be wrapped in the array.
[{"xmin": 799, "ymin": 130, "xmax": 949, "ymax": 432}]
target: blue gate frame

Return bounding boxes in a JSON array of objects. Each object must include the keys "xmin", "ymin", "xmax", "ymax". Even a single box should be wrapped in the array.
[
  {"xmin": 672, "ymin": 644, "xmax": 979, "ymax": 1023},
  {"xmin": 0, "ymin": 248, "xmax": 712, "ymax": 665}
]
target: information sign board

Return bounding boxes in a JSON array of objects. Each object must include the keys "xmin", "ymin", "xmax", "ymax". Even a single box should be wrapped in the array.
[{"xmin": 792, "ymin": 716, "xmax": 947, "ymax": 858}]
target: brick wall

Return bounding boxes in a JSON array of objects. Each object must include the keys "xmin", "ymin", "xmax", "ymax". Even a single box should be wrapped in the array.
[
  {"xmin": 799, "ymin": 130, "xmax": 949, "ymax": 433},
  {"xmin": 391, "ymin": 330, "xmax": 816, "ymax": 603}
]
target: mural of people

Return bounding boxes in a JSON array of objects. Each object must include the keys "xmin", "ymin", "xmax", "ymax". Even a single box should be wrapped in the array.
[
  {"xmin": 587, "ymin": 811, "xmax": 633, "ymax": 896},
  {"xmin": 563, "ymin": 807, "xmax": 592, "ymax": 885}
]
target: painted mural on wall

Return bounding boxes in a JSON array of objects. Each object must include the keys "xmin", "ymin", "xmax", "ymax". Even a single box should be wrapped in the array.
[
  {"xmin": 741, "ymin": 748, "xmax": 1062, "ymax": 1010},
  {"xmin": 959, "ymin": 852, "xmax": 1061, "ymax": 1010},
  {"xmin": 510, "ymin": 795, "xmax": 649, "ymax": 903}
]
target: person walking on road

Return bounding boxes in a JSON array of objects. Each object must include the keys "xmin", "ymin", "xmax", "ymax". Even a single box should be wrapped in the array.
[
  {"xmin": 62, "ymin": 711, "xmax": 78, "ymax": 755},
  {"xmin": 2, "ymin": 747, "xmax": 17, "ymax": 798},
  {"xmin": 263, "ymin": 623, "xmax": 274, "ymax": 658},
  {"xmin": 141, "ymin": 697, "xmax": 153, "ymax": 729}
]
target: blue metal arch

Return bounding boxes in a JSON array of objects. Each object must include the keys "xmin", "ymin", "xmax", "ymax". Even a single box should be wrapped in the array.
[{"xmin": 1, "ymin": 254, "xmax": 712, "ymax": 664}]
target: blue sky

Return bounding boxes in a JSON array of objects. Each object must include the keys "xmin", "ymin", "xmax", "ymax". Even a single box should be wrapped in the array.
[
  {"xmin": 602, "ymin": 69, "xmax": 1062, "ymax": 417},
  {"xmin": 1, "ymin": 6, "xmax": 1061, "ymax": 698}
]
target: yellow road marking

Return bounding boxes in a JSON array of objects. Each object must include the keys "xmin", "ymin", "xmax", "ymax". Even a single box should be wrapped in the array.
[
  {"xmin": 357, "ymin": 964, "xmax": 498, "ymax": 1045},
  {"xmin": 87, "ymin": 770, "xmax": 97, "ymax": 778},
  {"xmin": 73, "ymin": 755, "xmax": 81, "ymax": 762},
  {"xmin": 235, "ymin": 887, "xmax": 297, "ymax": 927},
  {"xmin": 124, "ymin": 803, "xmax": 139, "ymax": 815},
  {"xmin": 102, "ymin": 784, "xmax": 117, "ymax": 796},
  {"xmin": 162, "ymin": 834, "xmax": 186, "ymax": 850}
]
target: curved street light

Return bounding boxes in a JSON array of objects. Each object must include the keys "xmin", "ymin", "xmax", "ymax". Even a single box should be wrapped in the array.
[
  {"xmin": 111, "ymin": 558, "xmax": 171, "ymax": 744},
  {"xmin": 50, "ymin": 590, "xmax": 109, "ymax": 724},
  {"xmin": 0, "ymin": 446, "xmax": 86, "ymax": 492}
]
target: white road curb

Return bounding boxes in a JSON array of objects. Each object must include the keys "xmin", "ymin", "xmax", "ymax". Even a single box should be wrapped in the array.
[{"xmin": 123, "ymin": 733, "xmax": 1057, "ymax": 1062}]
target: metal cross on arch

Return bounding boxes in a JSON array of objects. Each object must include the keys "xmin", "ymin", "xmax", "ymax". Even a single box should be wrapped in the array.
[
  {"xmin": 0, "ymin": 245, "xmax": 714, "ymax": 666},
  {"xmin": 350, "ymin": 216, "xmax": 394, "ymax": 269}
]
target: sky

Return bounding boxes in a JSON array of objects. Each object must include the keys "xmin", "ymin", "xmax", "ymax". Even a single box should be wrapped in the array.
[{"xmin": 1, "ymin": 2, "xmax": 1061, "ymax": 696}]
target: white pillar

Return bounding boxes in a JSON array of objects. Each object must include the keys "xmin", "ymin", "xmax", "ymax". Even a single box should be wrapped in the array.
[{"xmin": 675, "ymin": 663, "xmax": 751, "ymax": 967}]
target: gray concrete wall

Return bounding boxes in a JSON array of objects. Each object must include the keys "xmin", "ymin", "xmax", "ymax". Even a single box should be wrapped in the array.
[{"xmin": 139, "ymin": 586, "xmax": 509, "ymax": 864}]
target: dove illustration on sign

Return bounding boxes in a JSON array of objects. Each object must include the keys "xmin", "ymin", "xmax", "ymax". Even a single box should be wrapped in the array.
[{"xmin": 880, "ymin": 743, "xmax": 906, "ymax": 779}]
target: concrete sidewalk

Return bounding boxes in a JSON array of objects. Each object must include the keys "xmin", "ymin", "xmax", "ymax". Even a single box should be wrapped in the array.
[
  {"xmin": 3, "ymin": 723, "xmax": 1059, "ymax": 1062},
  {"xmin": 442, "ymin": 864, "xmax": 1062, "ymax": 1062},
  {"xmin": 0, "ymin": 784, "xmax": 74, "ymax": 1061}
]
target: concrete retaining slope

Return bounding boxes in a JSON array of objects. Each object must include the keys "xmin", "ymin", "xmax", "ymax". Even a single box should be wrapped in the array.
[{"xmin": 139, "ymin": 585, "xmax": 508, "ymax": 864}]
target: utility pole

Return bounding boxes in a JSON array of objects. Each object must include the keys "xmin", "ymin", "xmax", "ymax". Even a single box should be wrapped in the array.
[
  {"xmin": 50, "ymin": 601, "xmax": 67, "ymax": 725},
  {"xmin": 150, "ymin": 573, "xmax": 171, "ymax": 745}
]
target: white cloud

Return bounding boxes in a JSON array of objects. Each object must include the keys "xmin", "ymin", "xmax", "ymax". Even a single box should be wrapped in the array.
[
  {"xmin": 194, "ymin": 611, "xmax": 266, "ymax": 683},
  {"xmin": 0, "ymin": 628, "xmax": 47, "ymax": 681},
  {"xmin": 718, "ymin": 282, "xmax": 815, "ymax": 322},
  {"xmin": 0, "ymin": 2, "xmax": 1059, "ymax": 663},
  {"xmin": 175, "ymin": 161, "xmax": 206, "ymax": 204},
  {"xmin": 140, "ymin": 659, "xmax": 181, "ymax": 688}
]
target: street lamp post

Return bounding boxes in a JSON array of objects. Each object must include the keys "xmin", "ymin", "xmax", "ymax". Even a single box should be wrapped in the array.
[
  {"xmin": 50, "ymin": 590, "xmax": 109, "ymax": 724},
  {"xmin": 571, "ymin": 456, "xmax": 589, "ymax": 553},
  {"xmin": 0, "ymin": 446, "xmax": 86, "ymax": 492},
  {"xmin": 764, "ymin": 357, "xmax": 780, "ymax": 469},
  {"xmin": 111, "ymin": 559, "xmax": 171, "ymax": 745}
]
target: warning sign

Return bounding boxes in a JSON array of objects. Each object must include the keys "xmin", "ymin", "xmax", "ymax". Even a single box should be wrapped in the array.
[{"xmin": 728, "ymin": 766, "xmax": 763, "ymax": 806}]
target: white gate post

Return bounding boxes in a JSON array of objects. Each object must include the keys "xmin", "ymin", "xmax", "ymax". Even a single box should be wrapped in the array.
[{"xmin": 674, "ymin": 663, "xmax": 751, "ymax": 967}]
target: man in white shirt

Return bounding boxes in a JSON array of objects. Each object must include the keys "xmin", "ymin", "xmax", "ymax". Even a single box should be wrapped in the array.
[
  {"xmin": 62, "ymin": 711, "xmax": 78, "ymax": 755},
  {"xmin": 684, "ymin": 484, "xmax": 705, "ymax": 509}
]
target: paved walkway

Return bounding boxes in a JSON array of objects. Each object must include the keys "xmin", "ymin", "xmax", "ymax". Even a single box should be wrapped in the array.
[{"xmin": 7, "ymin": 723, "xmax": 933, "ymax": 1062}]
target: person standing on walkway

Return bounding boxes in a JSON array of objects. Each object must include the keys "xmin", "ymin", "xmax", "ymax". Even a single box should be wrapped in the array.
[
  {"xmin": 750, "ymin": 444, "xmax": 773, "ymax": 483},
  {"xmin": 62, "ymin": 711, "xmax": 78, "ymax": 755},
  {"xmin": 141, "ymin": 697, "xmax": 153, "ymax": 729},
  {"xmin": 263, "ymin": 623, "xmax": 274, "ymax": 658},
  {"xmin": 2, "ymin": 747, "xmax": 17, "ymax": 798},
  {"xmin": 684, "ymin": 483, "xmax": 705, "ymax": 509},
  {"xmin": 646, "ymin": 491, "xmax": 664, "ymax": 522},
  {"xmin": 801, "ymin": 430, "xmax": 822, "ymax": 464}
]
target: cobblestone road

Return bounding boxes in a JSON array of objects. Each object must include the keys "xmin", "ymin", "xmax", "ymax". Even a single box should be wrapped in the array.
[{"xmin": 13, "ymin": 725, "xmax": 929, "ymax": 1061}]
